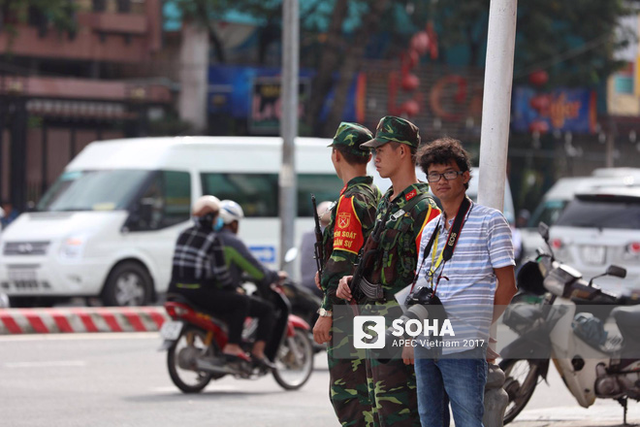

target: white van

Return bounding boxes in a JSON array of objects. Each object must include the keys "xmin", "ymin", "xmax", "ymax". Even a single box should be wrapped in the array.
[{"xmin": 0, "ymin": 137, "xmax": 341, "ymax": 307}]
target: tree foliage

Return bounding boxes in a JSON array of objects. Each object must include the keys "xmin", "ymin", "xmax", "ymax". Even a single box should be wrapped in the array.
[
  {"xmin": 172, "ymin": 0, "xmax": 283, "ymax": 63},
  {"xmin": 0, "ymin": 0, "xmax": 77, "ymax": 36},
  {"xmin": 430, "ymin": 0, "xmax": 640, "ymax": 86}
]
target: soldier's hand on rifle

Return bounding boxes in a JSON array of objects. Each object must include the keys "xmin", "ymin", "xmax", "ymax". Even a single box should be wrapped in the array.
[
  {"xmin": 314, "ymin": 272, "xmax": 322, "ymax": 292},
  {"xmin": 337, "ymin": 276, "xmax": 353, "ymax": 301},
  {"xmin": 313, "ymin": 316, "xmax": 332, "ymax": 344}
]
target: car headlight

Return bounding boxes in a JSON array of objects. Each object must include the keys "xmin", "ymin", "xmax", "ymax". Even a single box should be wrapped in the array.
[{"xmin": 59, "ymin": 236, "xmax": 87, "ymax": 259}]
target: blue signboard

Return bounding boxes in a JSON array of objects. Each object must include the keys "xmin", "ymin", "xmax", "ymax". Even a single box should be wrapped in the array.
[
  {"xmin": 208, "ymin": 65, "xmax": 360, "ymax": 129},
  {"xmin": 512, "ymin": 86, "xmax": 596, "ymax": 134},
  {"xmin": 249, "ymin": 245, "xmax": 276, "ymax": 264}
]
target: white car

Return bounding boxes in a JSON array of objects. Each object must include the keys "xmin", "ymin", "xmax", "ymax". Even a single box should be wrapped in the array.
[
  {"xmin": 549, "ymin": 186, "xmax": 640, "ymax": 296},
  {"xmin": 520, "ymin": 169, "xmax": 640, "ymax": 262}
]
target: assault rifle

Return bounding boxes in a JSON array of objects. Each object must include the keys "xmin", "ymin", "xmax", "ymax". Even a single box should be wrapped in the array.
[
  {"xmin": 311, "ymin": 194, "xmax": 324, "ymax": 276},
  {"xmin": 349, "ymin": 207, "xmax": 391, "ymax": 303}
]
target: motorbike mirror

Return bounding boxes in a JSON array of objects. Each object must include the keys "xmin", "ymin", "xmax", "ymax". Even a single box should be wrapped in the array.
[
  {"xmin": 538, "ymin": 222, "xmax": 550, "ymax": 241},
  {"xmin": 606, "ymin": 265, "xmax": 627, "ymax": 279},
  {"xmin": 589, "ymin": 265, "xmax": 627, "ymax": 287},
  {"xmin": 284, "ymin": 247, "xmax": 298, "ymax": 264}
]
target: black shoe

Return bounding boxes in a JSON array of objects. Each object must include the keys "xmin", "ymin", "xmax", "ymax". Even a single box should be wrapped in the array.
[{"xmin": 252, "ymin": 356, "xmax": 276, "ymax": 370}]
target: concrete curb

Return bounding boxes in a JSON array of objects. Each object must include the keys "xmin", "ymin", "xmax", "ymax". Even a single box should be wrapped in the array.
[{"xmin": 0, "ymin": 307, "xmax": 169, "ymax": 334}]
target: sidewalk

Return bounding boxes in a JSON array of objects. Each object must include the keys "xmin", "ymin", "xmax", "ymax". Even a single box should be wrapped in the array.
[{"xmin": 509, "ymin": 404, "xmax": 640, "ymax": 427}]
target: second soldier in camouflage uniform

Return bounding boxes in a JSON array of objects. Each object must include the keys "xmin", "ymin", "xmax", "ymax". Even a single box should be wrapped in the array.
[
  {"xmin": 338, "ymin": 116, "xmax": 440, "ymax": 427},
  {"xmin": 313, "ymin": 122, "xmax": 382, "ymax": 427}
]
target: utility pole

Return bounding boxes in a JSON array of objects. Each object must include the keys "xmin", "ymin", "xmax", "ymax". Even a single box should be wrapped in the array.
[
  {"xmin": 478, "ymin": 0, "xmax": 517, "ymax": 211},
  {"xmin": 279, "ymin": 0, "xmax": 299, "ymax": 273},
  {"xmin": 178, "ymin": 21, "xmax": 209, "ymax": 133},
  {"xmin": 477, "ymin": 1, "xmax": 518, "ymax": 426}
]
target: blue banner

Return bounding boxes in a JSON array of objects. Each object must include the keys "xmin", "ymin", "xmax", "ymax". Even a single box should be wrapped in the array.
[
  {"xmin": 207, "ymin": 65, "xmax": 360, "ymax": 132},
  {"xmin": 511, "ymin": 87, "xmax": 596, "ymax": 134}
]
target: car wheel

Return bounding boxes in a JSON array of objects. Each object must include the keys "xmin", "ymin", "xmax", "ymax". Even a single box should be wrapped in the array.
[{"xmin": 102, "ymin": 262, "xmax": 152, "ymax": 306}]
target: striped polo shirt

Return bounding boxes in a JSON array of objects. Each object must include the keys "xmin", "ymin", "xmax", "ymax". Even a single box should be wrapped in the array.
[{"xmin": 413, "ymin": 201, "xmax": 514, "ymax": 355}]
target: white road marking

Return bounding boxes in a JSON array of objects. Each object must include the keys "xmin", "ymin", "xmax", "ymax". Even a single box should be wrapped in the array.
[{"xmin": 4, "ymin": 360, "xmax": 87, "ymax": 368}]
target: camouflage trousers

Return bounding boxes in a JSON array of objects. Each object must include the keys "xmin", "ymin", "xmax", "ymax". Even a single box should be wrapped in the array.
[
  {"xmin": 328, "ymin": 308, "xmax": 420, "ymax": 427},
  {"xmin": 328, "ymin": 311, "xmax": 373, "ymax": 427},
  {"xmin": 364, "ymin": 356, "xmax": 421, "ymax": 427},
  {"xmin": 363, "ymin": 300, "xmax": 421, "ymax": 427}
]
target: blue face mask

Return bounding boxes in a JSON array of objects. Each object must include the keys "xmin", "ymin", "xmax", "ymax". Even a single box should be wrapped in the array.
[{"xmin": 214, "ymin": 217, "xmax": 224, "ymax": 231}]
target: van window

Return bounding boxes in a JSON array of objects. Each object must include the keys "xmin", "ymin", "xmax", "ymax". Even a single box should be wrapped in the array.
[
  {"xmin": 297, "ymin": 174, "xmax": 342, "ymax": 217},
  {"xmin": 201, "ymin": 173, "xmax": 279, "ymax": 217},
  {"xmin": 163, "ymin": 171, "xmax": 192, "ymax": 226},
  {"xmin": 201, "ymin": 172, "xmax": 342, "ymax": 217},
  {"xmin": 37, "ymin": 170, "xmax": 151, "ymax": 212},
  {"xmin": 132, "ymin": 171, "xmax": 191, "ymax": 230}
]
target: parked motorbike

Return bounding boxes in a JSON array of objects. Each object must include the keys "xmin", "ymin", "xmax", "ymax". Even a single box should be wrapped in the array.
[
  {"xmin": 500, "ymin": 222, "xmax": 640, "ymax": 424},
  {"xmin": 158, "ymin": 279, "xmax": 314, "ymax": 393}
]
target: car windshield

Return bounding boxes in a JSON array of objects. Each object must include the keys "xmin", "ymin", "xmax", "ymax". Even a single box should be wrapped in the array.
[
  {"xmin": 37, "ymin": 170, "xmax": 152, "ymax": 212},
  {"xmin": 555, "ymin": 197, "xmax": 640, "ymax": 230},
  {"xmin": 528, "ymin": 199, "xmax": 568, "ymax": 228}
]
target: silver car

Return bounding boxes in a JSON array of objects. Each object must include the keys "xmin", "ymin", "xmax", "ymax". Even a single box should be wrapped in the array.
[{"xmin": 549, "ymin": 186, "xmax": 640, "ymax": 296}]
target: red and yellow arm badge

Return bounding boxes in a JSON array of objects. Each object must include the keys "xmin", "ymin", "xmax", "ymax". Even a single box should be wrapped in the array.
[
  {"xmin": 415, "ymin": 205, "xmax": 441, "ymax": 254},
  {"xmin": 332, "ymin": 196, "xmax": 364, "ymax": 255}
]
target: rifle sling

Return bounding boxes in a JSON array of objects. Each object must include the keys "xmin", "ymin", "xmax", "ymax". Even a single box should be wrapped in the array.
[
  {"xmin": 389, "ymin": 192, "xmax": 431, "ymax": 221},
  {"xmin": 352, "ymin": 191, "xmax": 431, "ymax": 301}
]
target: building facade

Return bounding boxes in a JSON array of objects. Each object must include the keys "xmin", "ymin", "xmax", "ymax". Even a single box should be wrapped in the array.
[{"xmin": 0, "ymin": 0, "xmax": 171, "ymax": 210}]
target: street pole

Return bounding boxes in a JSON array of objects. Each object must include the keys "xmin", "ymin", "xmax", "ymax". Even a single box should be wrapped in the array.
[
  {"xmin": 280, "ymin": 0, "xmax": 299, "ymax": 273},
  {"xmin": 477, "ymin": 1, "xmax": 517, "ymax": 426},
  {"xmin": 478, "ymin": 0, "xmax": 517, "ymax": 211},
  {"xmin": 178, "ymin": 21, "xmax": 208, "ymax": 133}
]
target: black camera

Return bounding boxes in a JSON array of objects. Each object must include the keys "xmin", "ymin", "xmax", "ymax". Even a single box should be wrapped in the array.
[{"xmin": 385, "ymin": 286, "xmax": 447, "ymax": 341}]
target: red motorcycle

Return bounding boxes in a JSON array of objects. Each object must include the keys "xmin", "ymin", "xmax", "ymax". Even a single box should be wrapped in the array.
[{"xmin": 159, "ymin": 280, "xmax": 314, "ymax": 393}]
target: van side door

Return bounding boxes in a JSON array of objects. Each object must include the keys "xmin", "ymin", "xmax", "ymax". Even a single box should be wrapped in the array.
[{"xmin": 123, "ymin": 170, "xmax": 192, "ymax": 293}]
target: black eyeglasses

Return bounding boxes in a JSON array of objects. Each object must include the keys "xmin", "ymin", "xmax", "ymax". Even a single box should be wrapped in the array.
[{"xmin": 426, "ymin": 170, "xmax": 464, "ymax": 183}]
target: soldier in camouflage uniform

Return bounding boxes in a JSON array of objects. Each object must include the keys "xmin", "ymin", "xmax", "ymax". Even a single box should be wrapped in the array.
[
  {"xmin": 312, "ymin": 122, "xmax": 382, "ymax": 427},
  {"xmin": 338, "ymin": 116, "xmax": 440, "ymax": 427}
]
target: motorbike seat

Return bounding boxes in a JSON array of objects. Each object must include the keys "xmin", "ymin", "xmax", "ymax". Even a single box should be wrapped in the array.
[
  {"xmin": 166, "ymin": 293, "xmax": 229, "ymax": 326},
  {"xmin": 611, "ymin": 305, "xmax": 640, "ymax": 339}
]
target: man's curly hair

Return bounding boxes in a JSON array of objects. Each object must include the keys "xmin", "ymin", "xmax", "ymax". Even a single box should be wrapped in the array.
[{"xmin": 417, "ymin": 137, "xmax": 472, "ymax": 189}]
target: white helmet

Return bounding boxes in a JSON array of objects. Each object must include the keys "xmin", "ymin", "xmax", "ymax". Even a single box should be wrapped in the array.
[
  {"xmin": 192, "ymin": 195, "xmax": 220, "ymax": 217},
  {"xmin": 219, "ymin": 200, "xmax": 244, "ymax": 224}
]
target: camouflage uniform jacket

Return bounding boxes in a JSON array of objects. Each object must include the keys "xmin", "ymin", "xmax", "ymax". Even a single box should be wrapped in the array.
[
  {"xmin": 366, "ymin": 182, "xmax": 440, "ymax": 298},
  {"xmin": 320, "ymin": 176, "xmax": 381, "ymax": 311}
]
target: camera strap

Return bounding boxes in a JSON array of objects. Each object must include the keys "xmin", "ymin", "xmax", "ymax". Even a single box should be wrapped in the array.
[{"xmin": 411, "ymin": 196, "xmax": 472, "ymax": 293}]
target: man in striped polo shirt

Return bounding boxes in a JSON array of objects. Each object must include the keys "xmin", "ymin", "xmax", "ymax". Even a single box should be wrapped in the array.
[{"xmin": 412, "ymin": 137, "xmax": 517, "ymax": 427}]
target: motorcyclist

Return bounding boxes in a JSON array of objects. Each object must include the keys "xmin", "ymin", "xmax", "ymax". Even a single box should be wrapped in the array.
[
  {"xmin": 217, "ymin": 199, "xmax": 287, "ymax": 369},
  {"xmin": 167, "ymin": 196, "xmax": 263, "ymax": 366}
]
